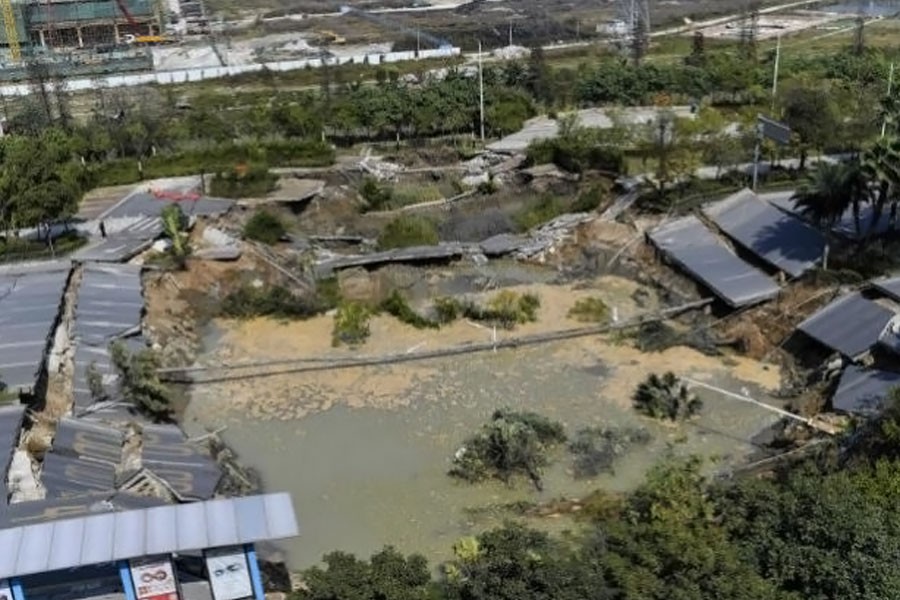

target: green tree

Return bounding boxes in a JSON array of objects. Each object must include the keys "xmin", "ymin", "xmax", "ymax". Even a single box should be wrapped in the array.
[
  {"xmin": 792, "ymin": 161, "xmax": 866, "ymax": 232},
  {"xmin": 782, "ymin": 85, "xmax": 839, "ymax": 170},
  {"xmin": 297, "ymin": 547, "xmax": 434, "ymax": 600},
  {"xmin": 109, "ymin": 342, "xmax": 173, "ymax": 422}
]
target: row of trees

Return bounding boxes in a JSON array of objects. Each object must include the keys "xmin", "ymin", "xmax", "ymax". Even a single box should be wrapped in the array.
[
  {"xmin": 0, "ymin": 41, "xmax": 895, "ymax": 231},
  {"xmin": 296, "ymin": 393, "xmax": 900, "ymax": 600}
]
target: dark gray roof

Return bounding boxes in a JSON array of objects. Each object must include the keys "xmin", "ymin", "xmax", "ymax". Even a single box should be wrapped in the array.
[
  {"xmin": 704, "ymin": 189, "xmax": 826, "ymax": 278},
  {"xmin": 833, "ymin": 365, "xmax": 900, "ymax": 415},
  {"xmin": 73, "ymin": 217, "xmax": 162, "ymax": 263},
  {"xmin": 0, "ymin": 405, "xmax": 26, "ymax": 503},
  {"xmin": 0, "ymin": 263, "xmax": 70, "ymax": 391},
  {"xmin": 797, "ymin": 292, "xmax": 896, "ymax": 358},
  {"xmin": 42, "ymin": 454, "xmax": 117, "ymax": 498},
  {"xmin": 479, "ymin": 234, "xmax": 528, "ymax": 257},
  {"xmin": 0, "ymin": 492, "xmax": 299, "ymax": 579},
  {"xmin": 141, "ymin": 425, "xmax": 222, "ymax": 501},
  {"xmin": 317, "ymin": 243, "xmax": 466, "ymax": 275},
  {"xmin": 72, "ymin": 264, "xmax": 145, "ymax": 410},
  {"xmin": 102, "ymin": 192, "xmax": 234, "ymax": 220},
  {"xmin": 647, "ymin": 215, "xmax": 780, "ymax": 308},
  {"xmin": 871, "ymin": 275, "xmax": 900, "ymax": 303},
  {"xmin": 52, "ymin": 419, "xmax": 124, "ymax": 463}
]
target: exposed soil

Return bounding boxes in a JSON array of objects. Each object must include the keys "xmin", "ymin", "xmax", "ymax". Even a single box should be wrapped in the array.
[{"xmin": 188, "ymin": 276, "xmax": 781, "ymax": 421}]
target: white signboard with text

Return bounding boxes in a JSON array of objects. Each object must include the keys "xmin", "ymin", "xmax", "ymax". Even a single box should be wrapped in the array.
[
  {"xmin": 205, "ymin": 547, "xmax": 253, "ymax": 600},
  {"xmin": 0, "ymin": 579, "xmax": 12, "ymax": 600},
  {"xmin": 129, "ymin": 556, "xmax": 179, "ymax": 600}
]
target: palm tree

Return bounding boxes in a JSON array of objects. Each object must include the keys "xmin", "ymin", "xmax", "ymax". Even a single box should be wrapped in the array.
[
  {"xmin": 791, "ymin": 161, "xmax": 860, "ymax": 230},
  {"xmin": 861, "ymin": 137, "xmax": 900, "ymax": 239}
]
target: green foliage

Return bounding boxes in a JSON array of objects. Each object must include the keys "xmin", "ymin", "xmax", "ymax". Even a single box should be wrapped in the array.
[
  {"xmin": 433, "ymin": 297, "xmax": 460, "ymax": 324},
  {"xmin": 380, "ymin": 290, "xmax": 438, "ymax": 330},
  {"xmin": 109, "ymin": 341, "xmax": 173, "ymax": 422},
  {"xmin": 0, "ymin": 230, "xmax": 86, "ymax": 263},
  {"xmin": 449, "ymin": 409, "xmax": 566, "ymax": 490},
  {"xmin": 526, "ymin": 116, "xmax": 624, "ymax": 175},
  {"xmin": 568, "ymin": 426, "xmax": 651, "ymax": 478},
  {"xmin": 567, "ymin": 297, "xmax": 611, "ymax": 323},
  {"xmin": 359, "ymin": 177, "xmax": 394, "ymax": 212},
  {"xmin": 160, "ymin": 203, "xmax": 190, "ymax": 268},
  {"xmin": 243, "ymin": 210, "xmax": 286, "ymax": 245},
  {"xmin": 570, "ymin": 183, "xmax": 611, "ymax": 213},
  {"xmin": 86, "ymin": 362, "xmax": 107, "ymax": 403},
  {"xmin": 210, "ymin": 164, "xmax": 278, "ymax": 198},
  {"xmin": 220, "ymin": 284, "xmax": 330, "ymax": 320},
  {"xmin": 513, "ymin": 195, "xmax": 565, "ymax": 231},
  {"xmin": 377, "ymin": 216, "xmax": 439, "ymax": 250},
  {"xmin": 295, "ymin": 547, "xmax": 434, "ymax": 600},
  {"xmin": 633, "ymin": 372, "xmax": 703, "ymax": 421},
  {"xmin": 332, "ymin": 301, "xmax": 371, "ymax": 347}
]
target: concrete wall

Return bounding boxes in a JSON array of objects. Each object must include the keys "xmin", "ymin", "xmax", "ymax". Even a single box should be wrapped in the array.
[{"xmin": 0, "ymin": 46, "xmax": 462, "ymax": 95}]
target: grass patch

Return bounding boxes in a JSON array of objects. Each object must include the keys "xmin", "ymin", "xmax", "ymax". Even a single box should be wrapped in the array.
[
  {"xmin": 243, "ymin": 210, "xmax": 286, "ymax": 245},
  {"xmin": 434, "ymin": 290, "xmax": 541, "ymax": 330},
  {"xmin": 210, "ymin": 164, "xmax": 279, "ymax": 198},
  {"xmin": 514, "ymin": 195, "xmax": 565, "ymax": 231},
  {"xmin": 332, "ymin": 301, "xmax": 371, "ymax": 347},
  {"xmin": 568, "ymin": 297, "xmax": 611, "ymax": 323},
  {"xmin": 0, "ymin": 230, "xmax": 86, "ymax": 263},
  {"xmin": 377, "ymin": 215, "xmax": 439, "ymax": 250},
  {"xmin": 220, "ymin": 284, "xmax": 331, "ymax": 319}
]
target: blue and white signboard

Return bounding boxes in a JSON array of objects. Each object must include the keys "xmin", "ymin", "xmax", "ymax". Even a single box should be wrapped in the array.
[
  {"xmin": 0, "ymin": 579, "xmax": 11, "ymax": 600},
  {"xmin": 205, "ymin": 547, "xmax": 253, "ymax": 600}
]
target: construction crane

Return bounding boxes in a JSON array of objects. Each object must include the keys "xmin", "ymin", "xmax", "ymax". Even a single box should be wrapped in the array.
[
  {"xmin": 1, "ymin": 0, "xmax": 21, "ymax": 63},
  {"xmin": 114, "ymin": 0, "xmax": 175, "ymax": 45},
  {"xmin": 339, "ymin": 5, "xmax": 452, "ymax": 51}
]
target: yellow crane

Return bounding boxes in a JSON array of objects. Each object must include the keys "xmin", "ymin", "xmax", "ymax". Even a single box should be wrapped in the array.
[{"xmin": 0, "ymin": 0, "xmax": 21, "ymax": 63}]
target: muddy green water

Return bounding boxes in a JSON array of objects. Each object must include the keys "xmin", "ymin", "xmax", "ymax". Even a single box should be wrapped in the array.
[{"xmin": 184, "ymin": 344, "xmax": 780, "ymax": 570}]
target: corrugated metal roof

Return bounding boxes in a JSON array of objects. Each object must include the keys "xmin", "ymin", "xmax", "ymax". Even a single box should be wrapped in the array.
[
  {"xmin": 833, "ymin": 365, "xmax": 900, "ymax": 415},
  {"xmin": 102, "ymin": 192, "xmax": 234, "ymax": 220},
  {"xmin": 0, "ymin": 264, "xmax": 70, "ymax": 391},
  {"xmin": 648, "ymin": 215, "xmax": 780, "ymax": 308},
  {"xmin": 141, "ymin": 425, "xmax": 222, "ymax": 500},
  {"xmin": 704, "ymin": 189, "xmax": 826, "ymax": 278},
  {"xmin": 872, "ymin": 275, "xmax": 900, "ymax": 303},
  {"xmin": 0, "ymin": 492, "xmax": 298, "ymax": 579},
  {"xmin": 797, "ymin": 292, "xmax": 896, "ymax": 358},
  {"xmin": 0, "ymin": 405, "xmax": 25, "ymax": 503},
  {"xmin": 73, "ymin": 218, "xmax": 164, "ymax": 264}
]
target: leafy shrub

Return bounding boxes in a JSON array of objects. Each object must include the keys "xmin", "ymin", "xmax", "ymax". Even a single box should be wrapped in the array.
[
  {"xmin": 571, "ymin": 183, "xmax": 611, "ymax": 213},
  {"xmin": 243, "ymin": 210, "xmax": 286, "ymax": 245},
  {"xmin": 359, "ymin": 177, "xmax": 394, "ymax": 212},
  {"xmin": 568, "ymin": 297, "xmax": 611, "ymax": 323},
  {"xmin": 527, "ymin": 137, "xmax": 624, "ymax": 174},
  {"xmin": 464, "ymin": 291, "xmax": 540, "ymax": 329},
  {"xmin": 380, "ymin": 290, "xmax": 438, "ymax": 329},
  {"xmin": 568, "ymin": 426, "xmax": 651, "ymax": 478},
  {"xmin": 433, "ymin": 297, "xmax": 461, "ymax": 324},
  {"xmin": 449, "ymin": 409, "xmax": 566, "ymax": 490},
  {"xmin": 210, "ymin": 164, "xmax": 279, "ymax": 198},
  {"xmin": 110, "ymin": 342, "xmax": 173, "ymax": 422},
  {"xmin": 377, "ymin": 215, "xmax": 439, "ymax": 250},
  {"xmin": 332, "ymin": 301, "xmax": 371, "ymax": 347},
  {"xmin": 633, "ymin": 372, "xmax": 703, "ymax": 421},
  {"xmin": 220, "ymin": 284, "xmax": 328, "ymax": 319}
]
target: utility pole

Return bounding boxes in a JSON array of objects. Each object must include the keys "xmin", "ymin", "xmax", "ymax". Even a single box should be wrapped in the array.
[
  {"xmin": 771, "ymin": 34, "xmax": 781, "ymax": 111},
  {"xmin": 478, "ymin": 40, "xmax": 485, "ymax": 143},
  {"xmin": 416, "ymin": 29, "xmax": 420, "ymax": 55},
  {"xmin": 508, "ymin": 19, "xmax": 512, "ymax": 46},
  {"xmin": 752, "ymin": 116, "xmax": 763, "ymax": 192},
  {"xmin": 882, "ymin": 62, "xmax": 895, "ymax": 139}
]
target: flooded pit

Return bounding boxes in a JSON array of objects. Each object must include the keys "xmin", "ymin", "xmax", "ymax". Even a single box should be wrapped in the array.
[{"xmin": 184, "ymin": 335, "xmax": 782, "ymax": 570}]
